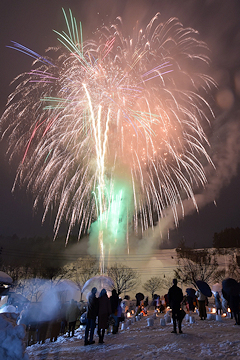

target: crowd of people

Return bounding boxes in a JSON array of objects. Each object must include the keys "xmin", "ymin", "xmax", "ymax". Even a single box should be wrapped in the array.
[
  {"xmin": 17, "ymin": 299, "xmax": 82, "ymax": 345},
  {"xmin": 14, "ymin": 288, "xmax": 135, "ymax": 347},
  {"xmin": 132, "ymin": 279, "xmax": 240, "ymax": 334},
  {"xmin": 85, "ymin": 287, "xmax": 125, "ymax": 345},
  {"xmin": 167, "ymin": 280, "xmax": 240, "ymax": 333},
  {"xmin": 84, "ymin": 279, "xmax": 239, "ymax": 340},
  {"xmin": 11, "ymin": 279, "xmax": 240, "ymax": 347}
]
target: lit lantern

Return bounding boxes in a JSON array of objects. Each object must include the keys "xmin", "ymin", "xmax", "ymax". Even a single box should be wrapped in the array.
[
  {"xmin": 127, "ymin": 312, "xmax": 131, "ymax": 318},
  {"xmin": 211, "ymin": 308, "xmax": 216, "ymax": 313}
]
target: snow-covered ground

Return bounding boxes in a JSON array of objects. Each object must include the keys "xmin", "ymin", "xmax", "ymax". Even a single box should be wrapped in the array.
[{"xmin": 26, "ymin": 310, "xmax": 240, "ymax": 360}]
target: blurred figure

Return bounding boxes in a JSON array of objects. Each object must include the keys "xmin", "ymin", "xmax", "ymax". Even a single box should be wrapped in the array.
[
  {"xmin": 221, "ymin": 293, "xmax": 228, "ymax": 314},
  {"xmin": 17, "ymin": 305, "xmax": 29, "ymax": 326},
  {"xmin": 195, "ymin": 289, "xmax": 207, "ymax": 320},
  {"xmin": 98, "ymin": 289, "xmax": 111, "ymax": 344},
  {"xmin": 37, "ymin": 307, "xmax": 49, "ymax": 345},
  {"xmin": 84, "ymin": 287, "xmax": 98, "ymax": 346},
  {"xmin": 117, "ymin": 299, "xmax": 124, "ymax": 325},
  {"xmin": 49, "ymin": 302, "xmax": 61, "ymax": 342},
  {"xmin": 229, "ymin": 294, "xmax": 240, "ymax": 325},
  {"xmin": 168, "ymin": 279, "xmax": 183, "ymax": 334},
  {"xmin": 66, "ymin": 299, "xmax": 79, "ymax": 337},
  {"xmin": 143, "ymin": 296, "xmax": 149, "ymax": 314},
  {"xmin": 28, "ymin": 303, "xmax": 41, "ymax": 346},
  {"xmin": 60, "ymin": 302, "xmax": 68, "ymax": 334},
  {"xmin": 37, "ymin": 321, "xmax": 49, "ymax": 344},
  {"xmin": 17, "ymin": 304, "xmax": 38, "ymax": 346},
  {"xmin": 159, "ymin": 297, "xmax": 166, "ymax": 313},
  {"xmin": 110, "ymin": 289, "xmax": 120, "ymax": 334},
  {"xmin": 135, "ymin": 294, "xmax": 140, "ymax": 314},
  {"xmin": 214, "ymin": 291, "xmax": 222, "ymax": 315},
  {"xmin": 186, "ymin": 294, "xmax": 195, "ymax": 313},
  {"xmin": 120, "ymin": 296, "xmax": 130, "ymax": 314},
  {"xmin": 164, "ymin": 293, "xmax": 169, "ymax": 307}
]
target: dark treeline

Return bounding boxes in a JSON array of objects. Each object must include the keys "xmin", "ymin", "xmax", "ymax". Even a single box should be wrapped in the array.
[
  {"xmin": 0, "ymin": 233, "xmax": 85, "ymax": 269},
  {"xmin": 213, "ymin": 227, "xmax": 240, "ymax": 248}
]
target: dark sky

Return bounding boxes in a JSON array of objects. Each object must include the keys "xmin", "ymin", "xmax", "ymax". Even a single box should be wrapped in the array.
[{"xmin": 1, "ymin": 0, "xmax": 240, "ymax": 249}]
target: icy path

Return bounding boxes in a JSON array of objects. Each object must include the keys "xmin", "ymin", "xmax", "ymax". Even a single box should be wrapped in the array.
[{"xmin": 26, "ymin": 312, "xmax": 240, "ymax": 360}]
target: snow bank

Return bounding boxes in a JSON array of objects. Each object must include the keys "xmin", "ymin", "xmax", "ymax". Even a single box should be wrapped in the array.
[
  {"xmin": 25, "ymin": 309, "xmax": 240, "ymax": 360},
  {"xmin": 0, "ymin": 313, "xmax": 29, "ymax": 360}
]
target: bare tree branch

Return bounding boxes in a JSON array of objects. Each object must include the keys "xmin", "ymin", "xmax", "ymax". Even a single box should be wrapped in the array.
[
  {"xmin": 107, "ymin": 263, "xmax": 139, "ymax": 295},
  {"xmin": 143, "ymin": 277, "xmax": 164, "ymax": 298},
  {"xmin": 174, "ymin": 248, "xmax": 220, "ymax": 287}
]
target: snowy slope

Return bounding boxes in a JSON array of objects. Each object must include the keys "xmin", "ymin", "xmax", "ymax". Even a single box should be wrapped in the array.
[{"xmin": 26, "ymin": 310, "xmax": 240, "ymax": 360}]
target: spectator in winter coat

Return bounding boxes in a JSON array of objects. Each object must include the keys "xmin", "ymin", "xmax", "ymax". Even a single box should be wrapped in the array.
[
  {"xmin": 144, "ymin": 296, "xmax": 149, "ymax": 308},
  {"xmin": 117, "ymin": 301, "xmax": 124, "ymax": 326},
  {"xmin": 84, "ymin": 287, "xmax": 99, "ymax": 346},
  {"xmin": 164, "ymin": 293, "xmax": 169, "ymax": 307},
  {"xmin": 120, "ymin": 298, "xmax": 130, "ymax": 314},
  {"xmin": 98, "ymin": 289, "xmax": 111, "ymax": 344},
  {"xmin": 18, "ymin": 305, "xmax": 38, "ymax": 346},
  {"xmin": 60, "ymin": 302, "xmax": 68, "ymax": 334},
  {"xmin": 187, "ymin": 294, "xmax": 195, "ymax": 313},
  {"xmin": 66, "ymin": 299, "xmax": 79, "ymax": 337},
  {"xmin": 50, "ymin": 302, "xmax": 61, "ymax": 342},
  {"xmin": 195, "ymin": 289, "xmax": 207, "ymax": 320},
  {"xmin": 110, "ymin": 289, "xmax": 120, "ymax": 334},
  {"xmin": 168, "ymin": 279, "xmax": 183, "ymax": 334}
]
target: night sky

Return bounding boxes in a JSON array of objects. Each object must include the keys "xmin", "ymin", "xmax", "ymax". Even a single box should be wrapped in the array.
[{"xmin": 1, "ymin": 0, "xmax": 240, "ymax": 250}]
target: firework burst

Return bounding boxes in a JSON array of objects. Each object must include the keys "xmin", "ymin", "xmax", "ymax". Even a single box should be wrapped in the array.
[{"xmin": 1, "ymin": 9, "xmax": 215, "ymax": 256}]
